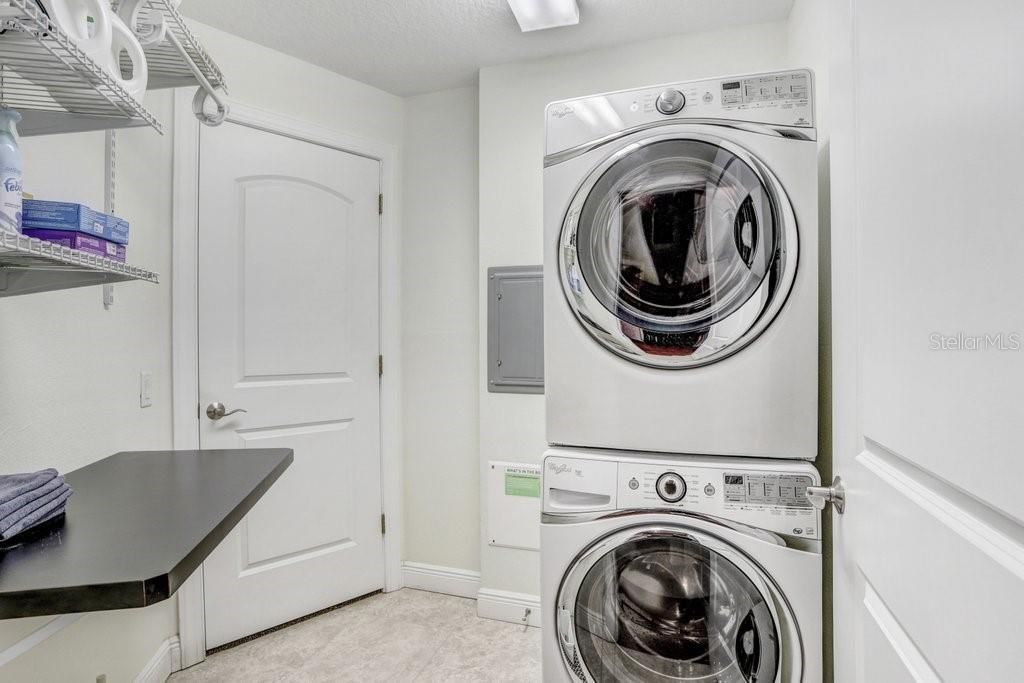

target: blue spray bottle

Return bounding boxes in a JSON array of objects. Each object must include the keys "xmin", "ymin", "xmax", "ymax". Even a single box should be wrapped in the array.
[{"xmin": 0, "ymin": 108, "xmax": 23, "ymax": 234}]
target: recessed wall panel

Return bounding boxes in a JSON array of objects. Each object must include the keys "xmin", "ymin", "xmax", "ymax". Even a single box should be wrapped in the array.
[{"xmin": 239, "ymin": 177, "xmax": 352, "ymax": 380}]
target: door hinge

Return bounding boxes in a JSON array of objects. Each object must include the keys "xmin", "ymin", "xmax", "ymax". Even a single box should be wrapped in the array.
[
  {"xmin": 378, "ymin": 193, "xmax": 383, "ymax": 215},
  {"xmin": 380, "ymin": 513, "xmax": 386, "ymax": 535},
  {"xmin": 378, "ymin": 354, "xmax": 383, "ymax": 377}
]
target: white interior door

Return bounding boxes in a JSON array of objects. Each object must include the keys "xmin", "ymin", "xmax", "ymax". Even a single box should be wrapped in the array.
[
  {"xmin": 198, "ymin": 121, "xmax": 384, "ymax": 648},
  {"xmin": 830, "ymin": 0, "xmax": 1024, "ymax": 680}
]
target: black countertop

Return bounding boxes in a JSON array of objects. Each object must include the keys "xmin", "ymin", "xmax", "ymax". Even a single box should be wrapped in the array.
[{"xmin": 0, "ymin": 449, "xmax": 293, "ymax": 619}]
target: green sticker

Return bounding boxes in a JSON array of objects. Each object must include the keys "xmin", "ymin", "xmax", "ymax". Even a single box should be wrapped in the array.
[{"xmin": 505, "ymin": 472, "xmax": 540, "ymax": 498}]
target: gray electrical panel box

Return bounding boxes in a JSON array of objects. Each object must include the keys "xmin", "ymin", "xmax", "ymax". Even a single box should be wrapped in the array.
[{"xmin": 487, "ymin": 266, "xmax": 544, "ymax": 394}]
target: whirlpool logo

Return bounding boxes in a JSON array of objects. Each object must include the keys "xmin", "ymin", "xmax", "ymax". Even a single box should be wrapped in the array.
[
  {"xmin": 549, "ymin": 104, "xmax": 575, "ymax": 119},
  {"xmin": 547, "ymin": 462, "xmax": 582, "ymax": 477}
]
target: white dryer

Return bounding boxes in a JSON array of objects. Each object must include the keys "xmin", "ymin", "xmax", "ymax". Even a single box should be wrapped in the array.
[
  {"xmin": 544, "ymin": 70, "xmax": 818, "ymax": 459},
  {"xmin": 541, "ymin": 448, "xmax": 822, "ymax": 682}
]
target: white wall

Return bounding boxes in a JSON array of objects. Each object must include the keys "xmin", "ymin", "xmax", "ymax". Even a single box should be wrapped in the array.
[
  {"xmin": 189, "ymin": 23, "xmax": 405, "ymax": 141},
  {"xmin": 477, "ymin": 20, "xmax": 793, "ymax": 600},
  {"xmin": 0, "ymin": 21, "xmax": 406, "ymax": 680},
  {"xmin": 0, "ymin": 94, "xmax": 179, "ymax": 681},
  {"xmin": 401, "ymin": 86, "xmax": 480, "ymax": 572}
]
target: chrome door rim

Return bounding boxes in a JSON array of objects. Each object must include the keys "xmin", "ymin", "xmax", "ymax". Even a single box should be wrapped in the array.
[
  {"xmin": 555, "ymin": 522, "xmax": 801, "ymax": 683},
  {"xmin": 558, "ymin": 130, "xmax": 800, "ymax": 369}
]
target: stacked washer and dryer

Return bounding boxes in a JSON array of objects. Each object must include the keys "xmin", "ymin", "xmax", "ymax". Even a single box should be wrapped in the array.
[{"xmin": 541, "ymin": 70, "xmax": 822, "ymax": 682}]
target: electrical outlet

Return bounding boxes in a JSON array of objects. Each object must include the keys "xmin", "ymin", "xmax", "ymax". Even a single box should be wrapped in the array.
[{"xmin": 139, "ymin": 372, "xmax": 153, "ymax": 408}]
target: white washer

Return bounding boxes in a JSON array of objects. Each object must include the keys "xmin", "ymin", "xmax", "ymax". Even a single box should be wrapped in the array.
[
  {"xmin": 544, "ymin": 70, "xmax": 818, "ymax": 459},
  {"xmin": 541, "ymin": 448, "xmax": 822, "ymax": 682}
]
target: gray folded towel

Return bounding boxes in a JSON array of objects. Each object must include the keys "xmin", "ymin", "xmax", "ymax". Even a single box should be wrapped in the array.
[
  {"xmin": 0, "ymin": 482, "xmax": 71, "ymax": 534},
  {"xmin": 0, "ymin": 469, "xmax": 59, "ymax": 506},
  {"xmin": 0, "ymin": 486, "xmax": 72, "ymax": 541},
  {"xmin": 0, "ymin": 474, "xmax": 65, "ymax": 521}
]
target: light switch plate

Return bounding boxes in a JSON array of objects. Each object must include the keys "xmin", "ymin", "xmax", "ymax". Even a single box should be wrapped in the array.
[{"xmin": 139, "ymin": 372, "xmax": 153, "ymax": 408}]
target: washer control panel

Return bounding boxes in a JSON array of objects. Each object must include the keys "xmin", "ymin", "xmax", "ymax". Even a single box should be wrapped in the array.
[
  {"xmin": 611, "ymin": 457, "xmax": 820, "ymax": 540},
  {"xmin": 723, "ymin": 473, "xmax": 813, "ymax": 509}
]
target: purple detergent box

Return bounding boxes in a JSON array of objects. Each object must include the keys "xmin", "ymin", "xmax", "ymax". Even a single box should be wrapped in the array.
[
  {"xmin": 22, "ymin": 200, "xmax": 130, "ymax": 245},
  {"xmin": 23, "ymin": 228, "xmax": 127, "ymax": 262}
]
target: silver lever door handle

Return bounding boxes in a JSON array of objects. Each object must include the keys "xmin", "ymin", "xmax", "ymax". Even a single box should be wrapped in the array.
[
  {"xmin": 206, "ymin": 402, "xmax": 248, "ymax": 421},
  {"xmin": 806, "ymin": 476, "xmax": 846, "ymax": 514}
]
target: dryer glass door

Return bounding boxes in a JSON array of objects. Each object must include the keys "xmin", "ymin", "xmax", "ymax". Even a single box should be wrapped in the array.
[
  {"xmin": 560, "ymin": 135, "xmax": 798, "ymax": 368},
  {"xmin": 562, "ymin": 531, "xmax": 779, "ymax": 682}
]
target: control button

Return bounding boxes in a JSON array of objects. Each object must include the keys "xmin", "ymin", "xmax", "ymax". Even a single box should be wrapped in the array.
[
  {"xmin": 703, "ymin": 483, "xmax": 716, "ymax": 496},
  {"xmin": 628, "ymin": 477, "xmax": 639, "ymax": 490},
  {"xmin": 655, "ymin": 89, "xmax": 686, "ymax": 115},
  {"xmin": 655, "ymin": 472, "xmax": 687, "ymax": 503}
]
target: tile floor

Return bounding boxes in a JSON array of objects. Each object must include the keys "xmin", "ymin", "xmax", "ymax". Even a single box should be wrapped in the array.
[{"xmin": 169, "ymin": 589, "xmax": 542, "ymax": 682}]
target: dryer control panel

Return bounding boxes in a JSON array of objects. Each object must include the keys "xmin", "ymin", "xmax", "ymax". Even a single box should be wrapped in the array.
[
  {"xmin": 545, "ymin": 68, "xmax": 815, "ymax": 157},
  {"xmin": 544, "ymin": 449, "xmax": 821, "ymax": 540}
]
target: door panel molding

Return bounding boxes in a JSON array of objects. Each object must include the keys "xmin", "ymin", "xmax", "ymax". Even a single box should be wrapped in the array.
[
  {"xmin": 238, "ymin": 517, "xmax": 357, "ymax": 576},
  {"xmin": 236, "ymin": 418, "xmax": 354, "ymax": 439},
  {"xmin": 860, "ymin": 581, "xmax": 940, "ymax": 683},
  {"xmin": 171, "ymin": 90, "xmax": 404, "ymax": 666},
  {"xmin": 858, "ymin": 443, "xmax": 1024, "ymax": 577},
  {"xmin": 235, "ymin": 373, "xmax": 353, "ymax": 387},
  {"xmin": 235, "ymin": 174, "xmax": 356, "ymax": 206},
  {"xmin": 847, "ymin": 447, "xmax": 1024, "ymax": 682}
]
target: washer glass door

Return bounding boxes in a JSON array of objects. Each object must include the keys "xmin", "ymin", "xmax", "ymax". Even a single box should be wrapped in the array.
[
  {"xmin": 561, "ymin": 135, "xmax": 797, "ymax": 368},
  {"xmin": 561, "ymin": 530, "xmax": 779, "ymax": 682}
]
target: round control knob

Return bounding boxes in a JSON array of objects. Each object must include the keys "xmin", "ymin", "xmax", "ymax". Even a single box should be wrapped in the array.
[
  {"xmin": 655, "ymin": 472, "xmax": 687, "ymax": 503},
  {"xmin": 655, "ymin": 89, "xmax": 686, "ymax": 115}
]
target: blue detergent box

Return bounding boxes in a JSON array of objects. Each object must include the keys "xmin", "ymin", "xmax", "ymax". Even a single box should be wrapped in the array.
[{"xmin": 21, "ymin": 200, "xmax": 130, "ymax": 245}]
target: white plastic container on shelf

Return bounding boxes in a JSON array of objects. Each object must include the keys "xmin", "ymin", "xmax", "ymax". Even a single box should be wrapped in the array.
[
  {"xmin": 0, "ymin": 108, "xmax": 23, "ymax": 234},
  {"xmin": 35, "ymin": 0, "xmax": 112, "ymax": 65},
  {"xmin": 106, "ymin": 11, "xmax": 148, "ymax": 101}
]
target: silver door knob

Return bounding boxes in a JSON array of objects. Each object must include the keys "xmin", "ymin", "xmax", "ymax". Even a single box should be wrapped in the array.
[
  {"xmin": 806, "ymin": 476, "xmax": 846, "ymax": 514},
  {"xmin": 206, "ymin": 402, "xmax": 248, "ymax": 421}
]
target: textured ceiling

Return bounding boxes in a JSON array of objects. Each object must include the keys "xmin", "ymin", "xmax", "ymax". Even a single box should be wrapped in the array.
[{"xmin": 180, "ymin": 0, "xmax": 794, "ymax": 96}]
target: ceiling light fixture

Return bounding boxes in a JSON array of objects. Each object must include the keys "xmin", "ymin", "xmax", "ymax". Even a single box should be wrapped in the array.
[{"xmin": 507, "ymin": 0, "xmax": 580, "ymax": 32}]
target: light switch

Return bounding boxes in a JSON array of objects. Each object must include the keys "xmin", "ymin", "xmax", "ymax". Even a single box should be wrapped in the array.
[{"xmin": 139, "ymin": 372, "xmax": 153, "ymax": 408}]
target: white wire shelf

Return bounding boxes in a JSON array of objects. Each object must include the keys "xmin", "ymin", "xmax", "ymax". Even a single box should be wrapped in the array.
[
  {"xmin": 113, "ymin": 0, "xmax": 228, "ymax": 125},
  {"xmin": 0, "ymin": 230, "xmax": 158, "ymax": 298},
  {"xmin": 114, "ymin": 0, "xmax": 226, "ymax": 91},
  {"xmin": 0, "ymin": 0, "xmax": 162, "ymax": 136}
]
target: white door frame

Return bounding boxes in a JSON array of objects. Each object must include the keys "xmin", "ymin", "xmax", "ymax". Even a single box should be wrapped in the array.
[{"xmin": 170, "ymin": 90, "xmax": 404, "ymax": 667}]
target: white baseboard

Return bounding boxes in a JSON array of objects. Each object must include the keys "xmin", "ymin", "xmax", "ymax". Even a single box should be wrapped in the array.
[
  {"xmin": 402, "ymin": 561, "xmax": 481, "ymax": 599},
  {"xmin": 134, "ymin": 636, "xmax": 182, "ymax": 683},
  {"xmin": 476, "ymin": 588, "xmax": 541, "ymax": 628}
]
